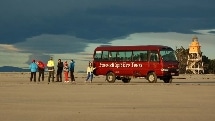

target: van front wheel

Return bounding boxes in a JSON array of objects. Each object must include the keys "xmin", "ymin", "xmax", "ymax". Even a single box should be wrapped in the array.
[
  {"xmin": 106, "ymin": 72, "xmax": 116, "ymax": 83},
  {"xmin": 147, "ymin": 72, "xmax": 157, "ymax": 83}
]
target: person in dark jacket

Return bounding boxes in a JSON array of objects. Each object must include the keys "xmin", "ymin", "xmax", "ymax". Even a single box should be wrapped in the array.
[
  {"xmin": 69, "ymin": 59, "xmax": 75, "ymax": 83},
  {"xmin": 56, "ymin": 59, "xmax": 64, "ymax": 82}
]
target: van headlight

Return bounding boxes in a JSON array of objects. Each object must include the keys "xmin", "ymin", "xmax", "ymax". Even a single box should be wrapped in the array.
[{"xmin": 161, "ymin": 68, "xmax": 169, "ymax": 71}]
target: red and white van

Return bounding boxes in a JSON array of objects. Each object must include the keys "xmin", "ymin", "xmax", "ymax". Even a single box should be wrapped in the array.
[{"xmin": 93, "ymin": 45, "xmax": 179, "ymax": 83}]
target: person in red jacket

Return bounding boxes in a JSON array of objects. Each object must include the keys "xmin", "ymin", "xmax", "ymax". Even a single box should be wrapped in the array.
[
  {"xmin": 63, "ymin": 61, "xmax": 69, "ymax": 82},
  {"xmin": 36, "ymin": 61, "xmax": 45, "ymax": 82}
]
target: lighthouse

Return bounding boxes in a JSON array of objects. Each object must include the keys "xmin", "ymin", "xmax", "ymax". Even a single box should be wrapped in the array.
[{"xmin": 186, "ymin": 36, "xmax": 204, "ymax": 74}]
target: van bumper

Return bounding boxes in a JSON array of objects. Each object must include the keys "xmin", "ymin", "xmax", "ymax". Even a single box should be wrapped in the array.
[{"xmin": 161, "ymin": 68, "xmax": 179, "ymax": 76}]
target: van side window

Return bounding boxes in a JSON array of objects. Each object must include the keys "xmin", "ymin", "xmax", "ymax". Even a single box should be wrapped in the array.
[
  {"xmin": 140, "ymin": 51, "xmax": 148, "ymax": 61},
  {"xmin": 109, "ymin": 51, "xmax": 117, "ymax": 61},
  {"xmin": 133, "ymin": 51, "xmax": 147, "ymax": 61},
  {"xmin": 149, "ymin": 51, "xmax": 159, "ymax": 62},
  {"xmin": 116, "ymin": 51, "xmax": 124, "ymax": 61},
  {"xmin": 94, "ymin": 51, "xmax": 102, "ymax": 60},
  {"xmin": 102, "ymin": 51, "xmax": 109, "ymax": 61},
  {"xmin": 125, "ymin": 51, "xmax": 132, "ymax": 61}
]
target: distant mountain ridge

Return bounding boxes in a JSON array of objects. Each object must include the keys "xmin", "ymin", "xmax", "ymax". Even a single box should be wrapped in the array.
[
  {"xmin": 0, "ymin": 66, "xmax": 85, "ymax": 73},
  {"xmin": 0, "ymin": 66, "xmax": 29, "ymax": 72}
]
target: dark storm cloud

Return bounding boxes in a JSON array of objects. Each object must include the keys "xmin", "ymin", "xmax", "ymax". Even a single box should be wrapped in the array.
[
  {"xmin": 14, "ymin": 34, "xmax": 88, "ymax": 54},
  {"xmin": 0, "ymin": 0, "xmax": 215, "ymax": 44}
]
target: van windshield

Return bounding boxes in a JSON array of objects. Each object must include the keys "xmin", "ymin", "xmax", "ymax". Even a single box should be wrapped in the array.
[{"xmin": 160, "ymin": 49, "xmax": 177, "ymax": 61}]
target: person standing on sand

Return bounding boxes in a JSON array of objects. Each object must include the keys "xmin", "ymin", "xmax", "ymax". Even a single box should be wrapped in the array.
[
  {"xmin": 69, "ymin": 59, "xmax": 75, "ymax": 83},
  {"xmin": 85, "ymin": 62, "xmax": 96, "ymax": 83},
  {"xmin": 63, "ymin": 61, "xmax": 69, "ymax": 82},
  {"xmin": 47, "ymin": 57, "xmax": 55, "ymax": 82},
  {"xmin": 29, "ymin": 60, "xmax": 38, "ymax": 82},
  {"xmin": 56, "ymin": 59, "xmax": 63, "ymax": 82},
  {"xmin": 36, "ymin": 61, "xmax": 45, "ymax": 82}
]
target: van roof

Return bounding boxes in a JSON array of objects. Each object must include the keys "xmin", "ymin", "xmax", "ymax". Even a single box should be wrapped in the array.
[{"xmin": 94, "ymin": 45, "xmax": 173, "ymax": 51}]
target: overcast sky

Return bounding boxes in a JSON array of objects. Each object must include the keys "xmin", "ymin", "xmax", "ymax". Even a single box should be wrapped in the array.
[{"xmin": 0, "ymin": 0, "xmax": 215, "ymax": 71}]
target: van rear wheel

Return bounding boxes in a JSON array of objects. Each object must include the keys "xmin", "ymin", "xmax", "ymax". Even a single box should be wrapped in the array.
[
  {"xmin": 122, "ymin": 78, "xmax": 131, "ymax": 83},
  {"xmin": 147, "ymin": 72, "xmax": 157, "ymax": 83},
  {"xmin": 106, "ymin": 72, "xmax": 116, "ymax": 83}
]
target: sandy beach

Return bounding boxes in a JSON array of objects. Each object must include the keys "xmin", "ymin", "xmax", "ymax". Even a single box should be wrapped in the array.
[{"xmin": 0, "ymin": 72, "xmax": 215, "ymax": 121}]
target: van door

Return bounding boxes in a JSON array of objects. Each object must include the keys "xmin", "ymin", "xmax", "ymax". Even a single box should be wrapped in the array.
[{"xmin": 149, "ymin": 51, "xmax": 161, "ymax": 74}]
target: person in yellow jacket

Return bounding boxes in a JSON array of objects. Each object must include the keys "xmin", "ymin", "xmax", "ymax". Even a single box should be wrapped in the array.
[
  {"xmin": 47, "ymin": 57, "xmax": 55, "ymax": 82},
  {"xmin": 85, "ymin": 62, "xmax": 96, "ymax": 83}
]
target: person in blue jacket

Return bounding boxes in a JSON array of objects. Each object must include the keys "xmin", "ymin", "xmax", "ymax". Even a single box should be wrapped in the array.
[
  {"xmin": 69, "ymin": 59, "xmax": 75, "ymax": 83},
  {"xmin": 29, "ymin": 60, "xmax": 38, "ymax": 82}
]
